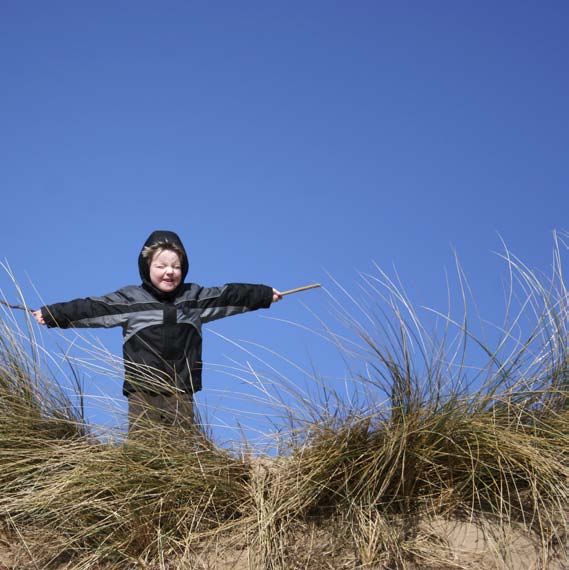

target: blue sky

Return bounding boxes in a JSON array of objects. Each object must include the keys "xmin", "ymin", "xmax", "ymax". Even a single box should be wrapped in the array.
[{"xmin": 1, "ymin": 2, "xmax": 567, "ymax": 444}]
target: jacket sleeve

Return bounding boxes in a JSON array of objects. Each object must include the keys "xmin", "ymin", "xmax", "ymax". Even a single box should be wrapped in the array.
[
  {"xmin": 195, "ymin": 283, "xmax": 273, "ymax": 324},
  {"xmin": 41, "ymin": 290, "xmax": 132, "ymax": 329}
]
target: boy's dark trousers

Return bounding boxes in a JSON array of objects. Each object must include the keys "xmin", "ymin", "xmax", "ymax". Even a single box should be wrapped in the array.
[{"xmin": 127, "ymin": 391, "xmax": 194, "ymax": 433}]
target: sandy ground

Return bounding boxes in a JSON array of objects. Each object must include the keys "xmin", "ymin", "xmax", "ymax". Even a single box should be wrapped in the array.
[
  {"xmin": 423, "ymin": 517, "xmax": 566, "ymax": 570},
  {"xmin": 0, "ymin": 519, "xmax": 566, "ymax": 569}
]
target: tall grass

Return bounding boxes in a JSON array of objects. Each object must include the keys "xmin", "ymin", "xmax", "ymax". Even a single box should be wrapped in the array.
[{"xmin": 0, "ymin": 236, "xmax": 567, "ymax": 569}]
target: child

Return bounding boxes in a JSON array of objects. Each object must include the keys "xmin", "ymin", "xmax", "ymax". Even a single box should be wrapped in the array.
[{"xmin": 33, "ymin": 230, "xmax": 283, "ymax": 431}]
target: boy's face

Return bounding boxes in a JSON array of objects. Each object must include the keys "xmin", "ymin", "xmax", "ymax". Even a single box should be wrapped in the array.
[{"xmin": 149, "ymin": 249, "xmax": 183, "ymax": 292}]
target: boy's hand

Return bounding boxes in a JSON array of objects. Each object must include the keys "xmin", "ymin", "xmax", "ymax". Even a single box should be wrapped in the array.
[
  {"xmin": 272, "ymin": 289, "xmax": 283, "ymax": 303},
  {"xmin": 32, "ymin": 309, "xmax": 46, "ymax": 325}
]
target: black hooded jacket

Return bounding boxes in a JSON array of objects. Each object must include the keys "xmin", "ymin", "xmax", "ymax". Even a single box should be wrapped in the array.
[{"xmin": 41, "ymin": 231, "xmax": 274, "ymax": 396}]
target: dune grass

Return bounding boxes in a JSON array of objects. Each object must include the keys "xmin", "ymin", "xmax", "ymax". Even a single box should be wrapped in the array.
[{"xmin": 0, "ymin": 237, "xmax": 567, "ymax": 569}]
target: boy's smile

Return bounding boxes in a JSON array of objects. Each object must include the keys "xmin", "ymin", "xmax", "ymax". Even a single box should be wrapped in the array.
[{"xmin": 149, "ymin": 250, "xmax": 183, "ymax": 292}]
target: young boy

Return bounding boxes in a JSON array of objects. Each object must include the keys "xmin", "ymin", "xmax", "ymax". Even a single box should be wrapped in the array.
[{"xmin": 33, "ymin": 230, "xmax": 283, "ymax": 431}]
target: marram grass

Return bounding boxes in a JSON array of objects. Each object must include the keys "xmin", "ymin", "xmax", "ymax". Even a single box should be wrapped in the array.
[{"xmin": 0, "ymin": 238, "xmax": 567, "ymax": 569}]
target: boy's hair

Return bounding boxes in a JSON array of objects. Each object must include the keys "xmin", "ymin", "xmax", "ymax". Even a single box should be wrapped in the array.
[{"xmin": 141, "ymin": 241, "xmax": 186, "ymax": 265}]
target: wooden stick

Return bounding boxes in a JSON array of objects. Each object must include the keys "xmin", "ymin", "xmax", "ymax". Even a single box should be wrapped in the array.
[
  {"xmin": 280, "ymin": 283, "xmax": 321, "ymax": 296},
  {"xmin": 0, "ymin": 300, "xmax": 35, "ymax": 313}
]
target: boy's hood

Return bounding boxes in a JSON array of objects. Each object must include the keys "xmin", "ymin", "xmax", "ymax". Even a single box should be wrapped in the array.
[{"xmin": 138, "ymin": 230, "xmax": 189, "ymax": 298}]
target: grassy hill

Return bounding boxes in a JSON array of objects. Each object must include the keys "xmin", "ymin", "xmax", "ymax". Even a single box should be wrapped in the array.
[{"xmin": 0, "ymin": 242, "xmax": 567, "ymax": 569}]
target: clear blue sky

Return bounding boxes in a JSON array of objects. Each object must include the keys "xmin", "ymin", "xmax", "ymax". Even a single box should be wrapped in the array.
[{"xmin": 1, "ymin": 2, "xmax": 567, "ymax": 444}]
